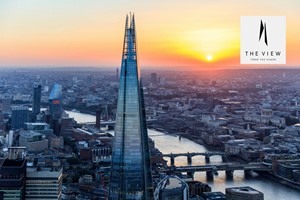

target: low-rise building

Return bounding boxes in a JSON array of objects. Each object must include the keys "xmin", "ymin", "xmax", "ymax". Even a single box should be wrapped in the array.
[
  {"xmin": 154, "ymin": 175, "xmax": 189, "ymax": 200},
  {"xmin": 187, "ymin": 181, "xmax": 211, "ymax": 197},
  {"xmin": 226, "ymin": 186, "xmax": 264, "ymax": 200},
  {"xmin": 19, "ymin": 131, "xmax": 48, "ymax": 153},
  {"xmin": 199, "ymin": 191, "xmax": 226, "ymax": 200}
]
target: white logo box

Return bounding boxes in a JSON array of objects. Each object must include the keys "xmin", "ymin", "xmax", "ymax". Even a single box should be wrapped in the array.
[{"xmin": 240, "ymin": 16, "xmax": 286, "ymax": 64}]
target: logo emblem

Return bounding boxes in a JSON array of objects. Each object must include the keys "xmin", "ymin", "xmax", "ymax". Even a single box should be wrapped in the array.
[
  {"xmin": 259, "ymin": 20, "xmax": 268, "ymax": 46},
  {"xmin": 240, "ymin": 16, "xmax": 286, "ymax": 64}
]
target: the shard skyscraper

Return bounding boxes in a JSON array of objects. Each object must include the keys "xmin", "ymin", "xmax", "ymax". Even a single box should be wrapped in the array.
[{"xmin": 109, "ymin": 14, "xmax": 153, "ymax": 200}]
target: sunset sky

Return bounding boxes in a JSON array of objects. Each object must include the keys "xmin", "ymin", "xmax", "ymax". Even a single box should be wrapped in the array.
[{"xmin": 0, "ymin": 0, "xmax": 299, "ymax": 69}]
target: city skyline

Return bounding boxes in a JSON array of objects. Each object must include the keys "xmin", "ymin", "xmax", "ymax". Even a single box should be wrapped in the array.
[
  {"xmin": 2, "ymin": 63, "xmax": 300, "ymax": 199},
  {"xmin": 1, "ymin": 2, "xmax": 300, "ymax": 198},
  {"xmin": 0, "ymin": 0, "xmax": 300, "ymax": 69}
]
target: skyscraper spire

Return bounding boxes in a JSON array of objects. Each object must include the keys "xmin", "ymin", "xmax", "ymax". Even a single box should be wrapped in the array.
[{"xmin": 108, "ymin": 14, "xmax": 153, "ymax": 200}]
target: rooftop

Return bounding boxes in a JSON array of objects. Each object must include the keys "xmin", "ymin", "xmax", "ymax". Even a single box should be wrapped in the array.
[
  {"xmin": 49, "ymin": 83, "xmax": 62, "ymax": 100},
  {"xmin": 201, "ymin": 191, "xmax": 226, "ymax": 199},
  {"xmin": 20, "ymin": 131, "xmax": 41, "ymax": 138},
  {"xmin": 0, "ymin": 158, "xmax": 26, "ymax": 168},
  {"xmin": 158, "ymin": 175, "xmax": 187, "ymax": 190},
  {"xmin": 226, "ymin": 186, "xmax": 263, "ymax": 195},
  {"xmin": 25, "ymin": 122, "xmax": 49, "ymax": 126}
]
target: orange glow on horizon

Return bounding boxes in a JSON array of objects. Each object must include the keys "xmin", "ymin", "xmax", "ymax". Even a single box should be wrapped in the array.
[{"xmin": 0, "ymin": 0, "xmax": 299, "ymax": 69}]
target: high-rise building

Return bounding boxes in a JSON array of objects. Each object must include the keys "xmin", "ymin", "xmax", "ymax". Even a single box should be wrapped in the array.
[
  {"xmin": 7, "ymin": 130, "xmax": 14, "ymax": 147},
  {"xmin": 26, "ymin": 166, "xmax": 63, "ymax": 200},
  {"xmin": 108, "ymin": 14, "xmax": 153, "ymax": 200},
  {"xmin": 60, "ymin": 117, "xmax": 73, "ymax": 136},
  {"xmin": 116, "ymin": 67, "xmax": 119, "ymax": 81},
  {"xmin": 11, "ymin": 106, "xmax": 29, "ymax": 130},
  {"xmin": 154, "ymin": 175, "xmax": 189, "ymax": 200},
  {"xmin": 226, "ymin": 186, "xmax": 264, "ymax": 200},
  {"xmin": 32, "ymin": 85, "xmax": 42, "ymax": 115},
  {"xmin": 150, "ymin": 73, "xmax": 158, "ymax": 87},
  {"xmin": 0, "ymin": 158, "xmax": 27, "ymax": 200},
  {"xmin": 49, "ymin": 84, "xmax": 63, "ymax": 120}
]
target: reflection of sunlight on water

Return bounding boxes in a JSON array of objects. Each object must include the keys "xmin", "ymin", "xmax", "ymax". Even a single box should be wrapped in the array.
[
  {"xmin": 147, "ymin": 129, "xmax": 300, "ymax": 200},
  {"xmin": 194, "ymin": 170, "xmax": 246, "ymax": 184},
  {"xmin": 68, "ymin": 112, "xmax": 300, "ymax": 200},
  {"xmin": 148, "ymin": 129, "xmax": 223, "ymax": 167},
  {"xmin": 66, "ymin": 111, "xmax": 95, "ymax": 123}
]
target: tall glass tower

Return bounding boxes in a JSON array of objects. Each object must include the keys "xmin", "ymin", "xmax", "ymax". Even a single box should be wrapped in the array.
[
  {"xmin": 32, "ymin": 85, "xmax": 42, "ymax": 122},
  {"xmin": 109, "ymin": 14, "xmax": 153, "ymax": 200},
  {"xmin": 49, "ymin": 83, "xmax": 62, "ymax": 120}
]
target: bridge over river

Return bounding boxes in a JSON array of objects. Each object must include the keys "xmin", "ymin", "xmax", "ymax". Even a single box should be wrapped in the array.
[
  {"xmin": 162, "ymin": 151, "xmax": 232, "ymax": 165},
  {"xmin": 168, "ymin": 162, "xmax": 272, "ymax": 179}
]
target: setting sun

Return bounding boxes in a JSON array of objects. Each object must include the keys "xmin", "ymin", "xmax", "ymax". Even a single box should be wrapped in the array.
[
  {"xmin": 206, "ymin": 55, "xmax": 213, "ymax": 61},
  {"xmin": 0, "ymin": 0, "xmax": 299, "ymax": 69}
]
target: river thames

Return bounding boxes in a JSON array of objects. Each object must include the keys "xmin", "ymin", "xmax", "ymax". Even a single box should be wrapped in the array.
[{"xmin": 66, "ymin": 111, "xmax": 300, "ymax": 200}]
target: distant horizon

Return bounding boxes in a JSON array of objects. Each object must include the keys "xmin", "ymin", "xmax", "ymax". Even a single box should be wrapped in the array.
[{"xmin": 1, "ymin": 65, "xmax": 300, "ymax": 72}]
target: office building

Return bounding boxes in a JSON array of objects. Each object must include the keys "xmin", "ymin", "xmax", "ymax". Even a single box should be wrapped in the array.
[
  {"xmin": 26, "ymin": 166, "xmax": 63, "ymax": 200},
  {"xmin": 150, "ymin": 73, "xmax": 158, "ymax": 87},
  {"xmin": 154, "ymin": 175, "xmax": 189, "ymax": 200},
  {"xmin": 25, "ymin": 122, "xmax": 53, "ymax": 135},
  {"xmin": 11, "ymin": 106, "xmax": 29, "ymax": 130},
  {"xmin": 7, "ymin": 147, "xmax": 26, "ymax": 160},
  {"xmin": 0, "ymin": 158, "xmax": 27, "ymax": 200},
  {"xmin": 7, "ymin": 130, "xmax": 14, "ymax": 147},
  {"xmin": 226, "ymin": 186, "xmax": 264, "ymax": 200},
  {"xmin": 116, "ymin": 67, "xmax": 119, "ymax": 81},
  {"xmin": 92, "ymin": 143, "xmax": 112, "ymax": 163},
  {"xmin": 96, "ymin": 110, "xmax": 101, "ymax": 129},
  {"xmin": 32, "ymin": 85, "xmax": 42, "ymax": 115},
  {"xmin": 49, "ymin": 84, "xmax": 63, "ymax": 120},
  {"xmin": 19, "ymin": 131, "xmax": 48, "ymax": 153},
  {"xmin": 108, "ymin": 14, "xmax": 153, "ymax": 200},
  {"xmin": 60, "ymin": 117, "xmax": 73, "ymax": 136}
]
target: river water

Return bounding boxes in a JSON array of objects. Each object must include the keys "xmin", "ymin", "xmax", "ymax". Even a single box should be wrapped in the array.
[{"xmin": 66, "ymin": 111, "xmax": 300, "ymax": 200}]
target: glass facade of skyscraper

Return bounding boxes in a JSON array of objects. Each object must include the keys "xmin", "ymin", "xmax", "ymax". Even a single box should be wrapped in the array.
[
  {"xmin": 49, "ymin": 83, "xmax": 62, "ymax": 120},
  {"xmin": 109, "ymin": 14, "xmax": 153, "ymax": 200},
  {"xmin": 11, "ymin": 105, "xmax": 29, "ymax": 130},
  {"xmin": 32, "ymin": 85, "xmax": 42, "ymax": 115}
]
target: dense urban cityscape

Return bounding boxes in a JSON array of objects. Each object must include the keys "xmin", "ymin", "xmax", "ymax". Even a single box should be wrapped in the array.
[
  {"xmin": 1, "ymin": 63, "xmax": 300, "ymax": 200},
  {"xmin": 1, "ymin": 1, "xmax": 300, "ymax": 199}
]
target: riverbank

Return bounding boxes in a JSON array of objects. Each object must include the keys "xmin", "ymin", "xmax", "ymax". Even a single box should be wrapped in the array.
[
  {"xmin": 155, "ymin": 129, "xmax": 300, "ymax": 191},
  {"xmin": 179, "ymin": 133, "xmax": 222, "ymax": 152},
  {"xmin": 258, "ymin": 172, "xmax": 300, "ymax": 191},
  {"xmin": 66, "ymin": 111, "xmax": 300, "ymax": 199},
  {"xmin": 149, "ymin": 127, "xmax": 222, "ymax": 152}
]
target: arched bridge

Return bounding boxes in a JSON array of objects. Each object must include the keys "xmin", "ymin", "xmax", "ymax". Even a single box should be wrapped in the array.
[
  {"xmin": 169, "ymin": 162, "xmax": 272, "ymax": 179},
  {"xmin": 162, "ymin": 152, "xmax": 232, "ymax": 165}
]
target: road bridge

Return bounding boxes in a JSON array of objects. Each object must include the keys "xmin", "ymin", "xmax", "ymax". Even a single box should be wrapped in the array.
[
  {"xmin": 169, "ymin": 162, "xmax": 272, "ymax": 179},
  {"xmin": 162, "ymin": 152, "xmax": 231, "ymax": 165}
]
